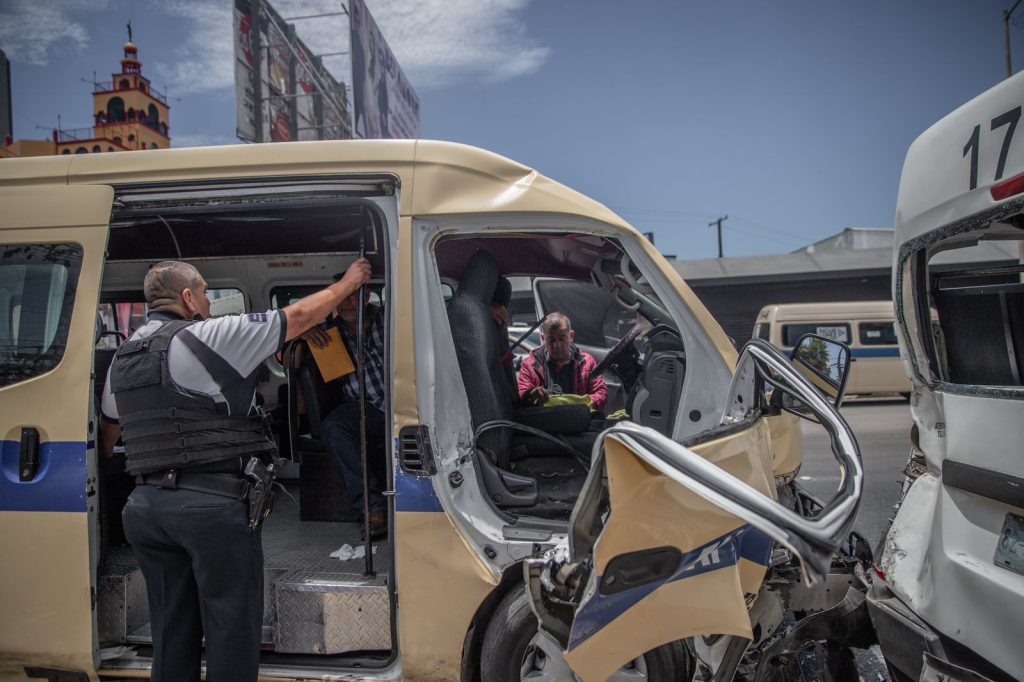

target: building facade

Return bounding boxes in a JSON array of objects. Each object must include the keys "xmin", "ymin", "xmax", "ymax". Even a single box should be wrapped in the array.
[
  {"xmin": 674, "ymin": 227, "xmax": 1018, "ymax": 343},
  {"xmin": 1, "ymin": 38, "xmax": 170, "ymax": 159}
]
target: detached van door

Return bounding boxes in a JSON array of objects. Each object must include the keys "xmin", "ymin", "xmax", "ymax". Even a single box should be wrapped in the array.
[
  {"xmin": 0, "ymin": 186, "xmax": 111, "ymax": 678},
  {"xmin": 526, "ymin": 341, "xmax": 863, "ymax": 682}
]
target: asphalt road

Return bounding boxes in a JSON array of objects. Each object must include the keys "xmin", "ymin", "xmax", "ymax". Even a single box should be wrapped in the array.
[
  {"xmin": 797, "ymin": 398, "xmax": 913, "ymax": 680},
  {"xmin": 798, "ymin": 398, "xmax": 912, "ymax": 550}
]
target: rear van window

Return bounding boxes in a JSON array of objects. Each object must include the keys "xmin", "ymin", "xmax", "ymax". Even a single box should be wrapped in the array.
[
  {"xmin": 858, "ymin": 321, "xmax": 898, "ymax": 345},
  {"xmin": 536, "ymin": 279, "xmax": 639, "ymax": 347},
  {"xmin": 0, "ymin": 243, "xmax": 84, "ymax": 388}
]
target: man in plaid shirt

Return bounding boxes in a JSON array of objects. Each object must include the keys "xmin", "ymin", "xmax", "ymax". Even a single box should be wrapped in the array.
[{"xmin": 302, "ymin": 278, "xmax": 388, "ymax": 539}]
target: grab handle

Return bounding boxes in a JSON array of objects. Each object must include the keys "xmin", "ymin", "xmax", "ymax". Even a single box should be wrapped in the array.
[{"xmin": 19, "ymin": 427, "xmax": 40, "ymax": 482}]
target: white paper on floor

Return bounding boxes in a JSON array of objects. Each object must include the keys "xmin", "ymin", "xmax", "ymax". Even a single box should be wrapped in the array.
[
  {"xmin": 99, "ymin": 646, "xmax": 137, "ymax": 661},
  {"xmin": 329, "ymin": 543, "xmax": 378, "ymax": 561}
]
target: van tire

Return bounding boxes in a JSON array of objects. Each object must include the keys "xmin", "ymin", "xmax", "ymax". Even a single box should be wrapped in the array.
[{"xmin": 479, "ymin": 586, "xmax": 693, "ymax": 682}]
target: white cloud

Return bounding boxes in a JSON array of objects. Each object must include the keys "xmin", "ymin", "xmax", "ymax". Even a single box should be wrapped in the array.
[
  {"xmin": 364, "ymin": 0, "xmax": 551, "ymax": 88},
  {"xmin": 0, "ymin": 0, "xmax": 108, "ymax": 65},
  {"xmin": 154, "ymin": 0, "xmax": 549, "ymax": 96},
  {"xmin": 151, "ymin": 0, "xmax": 236, "ymax": 96},
  {"xmin": 0, "ymin": 0, "xmax": 550, "ymax": 95}
]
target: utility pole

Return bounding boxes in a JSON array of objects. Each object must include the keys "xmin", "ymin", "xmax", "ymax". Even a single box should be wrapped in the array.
[
  {"xmin": 708, "ymin": 215, "xmax": 728, "ymax": 258},
  {"xmin": 1006, "ymin": 0, "xmax": 1023, "ymax": 78}
]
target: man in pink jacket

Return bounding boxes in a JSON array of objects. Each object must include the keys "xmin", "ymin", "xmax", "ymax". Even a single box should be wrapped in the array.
[{"xmin": 518, "ymin": 312, "xmax": 608, "ymax": 412}]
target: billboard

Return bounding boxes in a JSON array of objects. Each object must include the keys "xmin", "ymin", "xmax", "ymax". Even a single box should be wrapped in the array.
[
  {"xmin": 349, "ymin": 0, "xmax": 420, "ymax": 139},
  {"xmin": 233, "ymin": 0, "xmax": 351, "ymax": 143}
]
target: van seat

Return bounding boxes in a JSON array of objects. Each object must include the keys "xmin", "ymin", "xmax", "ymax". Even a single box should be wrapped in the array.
[
  {"xmin": 447, "ymin": 250, "xmax": 598, "ymax": 475},
  {"xmin": 285, "ymin": 341, "xmax": 347, "ymax": 521}
]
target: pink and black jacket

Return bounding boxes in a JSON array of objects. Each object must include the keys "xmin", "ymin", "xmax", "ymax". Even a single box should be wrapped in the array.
[{"xmin": 517, "ymin": 346, "xmax": 608, "ymax": 412}]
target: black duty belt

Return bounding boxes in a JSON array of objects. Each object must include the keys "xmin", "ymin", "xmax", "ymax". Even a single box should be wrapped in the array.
[{"xmin": 136, "ymin": 468, "xmax": 248, "ymax": 500}]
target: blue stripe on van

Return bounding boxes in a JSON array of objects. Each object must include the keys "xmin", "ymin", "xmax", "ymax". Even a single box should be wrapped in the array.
[
  {"xmin": 850, "ymin": 347, "xmax": 901, "ymax": 359},
  {"xmin": 394, "ymin": 470, "xmax": 443, "ymax": 512},
  {"xmin": 567, "ymin": 525, "xmax": 772, "ymax": 650},
  {"xmin": 0, "ymin": 440, "xmax": 87, "ymax": 513}
]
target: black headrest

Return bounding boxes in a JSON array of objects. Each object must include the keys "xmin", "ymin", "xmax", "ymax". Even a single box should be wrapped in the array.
[{"xmin": 455, "ymin": 250, "xmax": 500, "ymax": 304}]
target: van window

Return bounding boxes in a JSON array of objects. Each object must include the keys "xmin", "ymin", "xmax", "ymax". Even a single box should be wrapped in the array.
[
  {"xmin": 858, "ymin": 321, "xmax": 897, "ymax": 345},
  {"xmin": 782, "ymin": 323, "xmax": 850, "ymax": 346},
  {"xmin": 508, "ymin": 290, "xmax": 536, "ymax": 325},
  {"xmin": 0, "ymin": 243, "xmax": 83, "ymax": 388},
  {"xmin": 271, "ymin": 285, "xmax": 321, "ymax": 309},
  {"xmin": 753, "ymin": 322, "xmax": 770, "ymax": 340},
  {"xmin": 929, "ymin": 259, "xmax": 1024, "ymax": 386},
  {"xmin": 208, "ymin": 288, "xmax": 246, "ymax": 316},
  {"xmin": 96, "ymin": 289, "xmax": 245, "ymax": 349},
  {"xmin": 536, "ymin": 279, "xmax": 641, "ymax": 347},
  {"xmin": 271, "ymin": 285, "xmax": 383, "ymax": 310},
  {"xmin": 96, "ymin": 302, "xmax": 148, "ymax": 349}
]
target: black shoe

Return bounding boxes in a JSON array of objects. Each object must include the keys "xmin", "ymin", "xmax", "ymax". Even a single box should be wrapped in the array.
[{"xmin": 360, "ymin": 509, "xmax": 387, "ymax": 540}]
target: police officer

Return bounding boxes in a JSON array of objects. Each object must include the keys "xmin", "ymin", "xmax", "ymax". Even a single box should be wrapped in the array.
[{"xmin": 99, "ymin": 258, "xmax": 371, "ymax": 681}]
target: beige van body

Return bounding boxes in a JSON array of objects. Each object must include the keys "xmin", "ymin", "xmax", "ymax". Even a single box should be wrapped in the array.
[
  {"xmin": 754, "ymin": 300, "xmax": 910, "ymax": 398},
  {"xmin": 0, "ymin": 140, "xmax": 824, "ymax": 681}
]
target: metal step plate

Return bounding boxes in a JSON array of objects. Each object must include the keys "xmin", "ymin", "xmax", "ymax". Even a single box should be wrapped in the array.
[
  {"xmin": 126, "ymin": 623, "xmax": 276, "ymax": 646},
  {"xmin": 97, "ymin": 546, "xmax": 150, "ymax": 645},
  {"xmin": 274, "ymin": 570, "xmax": 390, "ymax": 654}
]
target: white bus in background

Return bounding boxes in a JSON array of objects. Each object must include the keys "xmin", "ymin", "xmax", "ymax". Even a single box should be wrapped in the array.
[{"xmin": 753, "ymin": 300, "xmax": 911, "ymax": 399}]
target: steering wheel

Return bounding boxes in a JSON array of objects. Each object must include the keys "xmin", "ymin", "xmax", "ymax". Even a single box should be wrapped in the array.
[{"xmin": 592, "ymin": 322, "xmax": 645, "ymax": 376}]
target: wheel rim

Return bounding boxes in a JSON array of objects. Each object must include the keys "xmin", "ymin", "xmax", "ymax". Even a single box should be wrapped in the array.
[{"xmin": 520, "ymin": 631, "xmax": 650, "ymax": 681}]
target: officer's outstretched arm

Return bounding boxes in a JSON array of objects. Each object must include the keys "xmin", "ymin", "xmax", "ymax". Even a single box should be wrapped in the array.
[{"xmin": 282, "ymin": 258, "xmax": 371, "ymax": 342}]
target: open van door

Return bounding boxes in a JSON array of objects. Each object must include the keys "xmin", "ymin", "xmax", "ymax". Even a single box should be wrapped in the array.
[
  {"xmin": 0, "ymin": 185, "xmax": 111, "ymax": 679},
  {"xmin": 525, "ymin": 340, "xmax": 863, "ymax": 681}
]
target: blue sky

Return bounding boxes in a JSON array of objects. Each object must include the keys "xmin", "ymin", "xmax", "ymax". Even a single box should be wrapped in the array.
[{"xmin": 1, "ymin": 0, "xmax": 1021, "ymax": 259}]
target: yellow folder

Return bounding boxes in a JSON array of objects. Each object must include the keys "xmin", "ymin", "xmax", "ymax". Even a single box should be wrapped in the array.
[{"xmin": 308, "ymin": 327, "xmax": 355, "ymax": 382}]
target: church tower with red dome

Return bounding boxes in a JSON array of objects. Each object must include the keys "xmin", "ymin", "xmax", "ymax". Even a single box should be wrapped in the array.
[{"xmin": 55, "ymin": 28, "xmax": 172, "ymax": 155}]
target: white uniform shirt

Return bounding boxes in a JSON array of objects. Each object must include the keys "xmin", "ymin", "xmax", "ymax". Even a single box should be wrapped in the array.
[{"xmin": 101, "ymin": 309, "xmax": 287, "ymax": 421}]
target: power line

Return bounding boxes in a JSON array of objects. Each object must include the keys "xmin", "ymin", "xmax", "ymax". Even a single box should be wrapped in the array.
[
  {"xmin": 610, "ymin": 205, "xmax": 811, "ymax": 244},
  {"xmin": 729, "ymin": 213, "xmax": 813, "ymax": 244},
  {"xmin": 607, "ymin": 204, "xmax": 721, "ymax": 219}
]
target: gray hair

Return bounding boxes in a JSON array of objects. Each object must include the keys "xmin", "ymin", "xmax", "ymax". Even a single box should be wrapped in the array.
[
  {"xmin": 144, "ymin": 261, "xmax": 203, "ymax": 308},
  {"xmin": 542, "ymin": 312, "xmax": 572, "ymax": 335}
]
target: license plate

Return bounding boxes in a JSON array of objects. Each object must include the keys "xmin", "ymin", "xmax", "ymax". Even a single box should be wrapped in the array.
[
  {"xmin": 995, "ymin": 513, "xmax": 1024, "ymax": 576},
  {"xmin": 815, "ymin": 326, "xmax": 848, "ymax": 343}
]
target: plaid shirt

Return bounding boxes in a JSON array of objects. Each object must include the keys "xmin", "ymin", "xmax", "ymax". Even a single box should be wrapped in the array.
[{"xmin": 334, "ymin": 306, "xmax": 386, "ymax": 410}]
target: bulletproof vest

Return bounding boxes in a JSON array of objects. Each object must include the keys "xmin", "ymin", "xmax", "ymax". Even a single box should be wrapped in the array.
[{"xmin": 109, "ymin": 319, "xmax": 277, "ymax": 475}]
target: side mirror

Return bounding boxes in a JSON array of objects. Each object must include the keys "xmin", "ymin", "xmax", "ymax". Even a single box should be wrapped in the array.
[{"xmin": 781, "ymin": 334, "xmax": 850, "ymax": 417}]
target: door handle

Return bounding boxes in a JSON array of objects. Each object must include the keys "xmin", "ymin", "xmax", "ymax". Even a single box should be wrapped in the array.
[{"xmin": 19, "ymin": 427, "xmax": 40, "ymax": 482}]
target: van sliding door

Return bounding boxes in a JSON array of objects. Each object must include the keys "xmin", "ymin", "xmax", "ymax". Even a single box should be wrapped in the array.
[{"xmin": 0, "ymin": 186, "xmax": 111, "ymax": 678}]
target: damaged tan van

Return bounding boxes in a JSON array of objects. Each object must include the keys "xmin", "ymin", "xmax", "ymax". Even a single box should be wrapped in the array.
[{"xmin": 0, "ymin": 140, "xmax": 864, "ymax": 681}]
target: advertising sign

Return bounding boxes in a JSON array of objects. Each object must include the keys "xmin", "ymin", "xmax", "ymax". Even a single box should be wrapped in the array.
[
  {"xmin": 349, "ymin": 0, "xmax": 420, "ymax": 139},
  {"xmin": 233, "ymin": 0, "xmax": 352, "ymax": 143},
  {"xmin": 233, "ymin": 5, "xmax": 258, "ymax": 141}
]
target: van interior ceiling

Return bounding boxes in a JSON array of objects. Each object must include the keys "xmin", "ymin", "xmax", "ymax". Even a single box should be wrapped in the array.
[
  {"xmin": 108, "ymin": 200, "xmax": 384, "ymax": 262},
  {"xmin": 434, "ymin": 234, "xmax": 686, "ymax": 520},
  {"xmin": 95, "ymin": 189, "xmax": 395, "ymax": 669}
]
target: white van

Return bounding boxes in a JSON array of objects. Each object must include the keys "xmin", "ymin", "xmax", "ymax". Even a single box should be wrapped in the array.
[
  {"xmin": 868, "ymin": 71, "xmax": 1024, "ymax": 679},
  {"xmin": 754, "ymin": 301, "xmax": 911, "ymax": 398}
]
